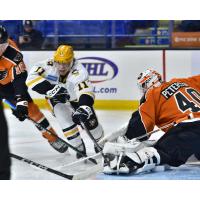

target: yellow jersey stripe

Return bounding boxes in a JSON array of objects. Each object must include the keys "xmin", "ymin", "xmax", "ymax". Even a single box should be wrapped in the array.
[
  {"xmin": 64, "ymin": 127, "xmax": 79, "ymax": 137},
  {"xmin": 26, "ymin": 76, "xmax": 44, "ymax": 87}
]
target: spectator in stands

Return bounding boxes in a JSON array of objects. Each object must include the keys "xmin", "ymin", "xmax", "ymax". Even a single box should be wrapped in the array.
[
  {"xmin": 18, "ymin": 20, "xmax": 44, "ymax": 50},
  {"xmin": 0, "ymin": 100, "xmax": 10, "ymax": 180},
  {"xmin": 178, "ymin": 20, "xmax": 200, "ymax": 32}
]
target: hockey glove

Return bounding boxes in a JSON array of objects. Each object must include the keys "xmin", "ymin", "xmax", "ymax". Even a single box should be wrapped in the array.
[
  {"xmin": 72, "ymin": 105, "xmax": 93, "ymax": 125},
  {"xmin": 12, "ymin": 96, "xmax": 28, "ymax": 121},
  {"xmin": 46, "ymin": 85, "xmax": 70, "ymax": 104}
]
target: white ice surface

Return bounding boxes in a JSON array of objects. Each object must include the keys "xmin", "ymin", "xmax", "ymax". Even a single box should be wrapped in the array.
[
  {"xmin": 5, "ymin": 109, "xmax": 200, "ymax": 180},
  {"xmin": 6, "ymin": 109, "xmax": 131, "ymax": 180}
]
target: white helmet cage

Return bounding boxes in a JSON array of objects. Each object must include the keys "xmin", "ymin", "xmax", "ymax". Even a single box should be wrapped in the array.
[{"xmin": 137, "ymin": 68, "xmax": 162, "ymax": 94}]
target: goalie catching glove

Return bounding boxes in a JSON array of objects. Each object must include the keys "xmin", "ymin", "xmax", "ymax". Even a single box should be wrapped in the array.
[
  {"xmin": 72, "ymin": 105, "xmax": 93, "ymax": 124},
  {"xmin": 46, "ymin": 85, "xmax": 70, "ymax": 104},
  {"xmin": 12, "ymin": 95, "xmax": 28, "ymax": 121}
]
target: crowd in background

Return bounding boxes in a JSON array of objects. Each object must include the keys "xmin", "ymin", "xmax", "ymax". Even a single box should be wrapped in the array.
[{"xmin": 1, "ymin": 20, "xmax": 200, "ymax": 50}]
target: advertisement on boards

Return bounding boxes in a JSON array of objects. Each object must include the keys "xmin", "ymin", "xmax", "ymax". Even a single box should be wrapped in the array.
[
  {"xmin": 23, "ymin": 50, "xmax": 162, "ymax": 102},
  {"xmin": 172, "ymin": 32, "xmax": 200, "ymax": 47}
]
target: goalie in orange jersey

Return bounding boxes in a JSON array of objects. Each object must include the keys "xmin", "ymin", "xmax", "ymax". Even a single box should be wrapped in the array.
[
  {"xmin": 0, "ymin": 25, "xmax": 68, "ymax": 153},
  {"xmin": 102, "ymin": 68, "xmax": 200, "ymax": 175}
]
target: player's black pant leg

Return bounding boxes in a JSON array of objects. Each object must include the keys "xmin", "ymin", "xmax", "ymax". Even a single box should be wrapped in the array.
[
  {"xmin": 0, "ymin": 100, "xmax": 10, "ymax": 180},
  {"xmin": 154, "ymin": 121, "xmax": 200, "ymax": 167},
  {"xmin": 0, "ymin": 83, "xmax": 16, "ymax": 104},
  {"xmin": 0, "ymin": 82, "xmax": 33, "ymax": 103}
]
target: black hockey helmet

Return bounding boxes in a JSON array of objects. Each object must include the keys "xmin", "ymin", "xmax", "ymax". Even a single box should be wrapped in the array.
[{"xmin": 0, "ymin": 25, "xmax": 8, "ymax": 44}]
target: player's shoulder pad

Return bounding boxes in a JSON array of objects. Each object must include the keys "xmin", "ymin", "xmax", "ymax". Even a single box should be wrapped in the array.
[
  {"xmin": 70, "ymin": 62, "xmax": 89, "ymax": 83},
  {"xmin": 30, "ymin": 59, "xmax": 49, "ymax": 73},
  {"xmin": 8, "ymin": 39, "xmax": 19, "ymax": 50},
  {"xmin": 3, "ymin": 44, "xmax": 23, "ymax": 65}
]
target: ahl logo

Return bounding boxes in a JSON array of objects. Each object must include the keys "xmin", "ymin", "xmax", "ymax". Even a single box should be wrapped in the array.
[{"xmin": 77, "ymin": 57, "xmax": 118, "ymax": 83}]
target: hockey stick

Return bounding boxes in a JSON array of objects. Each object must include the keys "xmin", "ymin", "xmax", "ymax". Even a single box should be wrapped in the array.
[
  {"xmin": 130, "ymin": 114, "xmax": 193, "ymax": 142},
  {"xmin": 99, "ymin": 120, "xmax": 178, "ymax": 145},
  {"xmin": 55, "ymin": 153, "xmax": 103, "ymax": 179},
  {"xmin": 10, "ymin": 153, "xmax": 74, "ymax": 180},
  {"xmin": 130, "ymin": 122, "xmax": 175, "ymax": 141},
  {"xmin": 57, "ymin": 152, "xmax": 102, "ymax": 169},
  {"xmin": 4, "ymin": 99, "xmax": 97, "ymax": 165},
  {"xmin": 11, "ymin": 153, "xmax": 102, "ymax": 180},
  {"xmin": 79, "ymin": 120, "xmax": 111, "ymax": 165}
]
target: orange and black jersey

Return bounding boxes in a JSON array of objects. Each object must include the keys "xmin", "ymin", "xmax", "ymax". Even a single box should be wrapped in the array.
[
  {"xmin": 0, "ymin": 39, "xmax": 28, "ymax": 98},
  {"xmin": 0, "ymin": 39, "xmax": 26, "ymax": 85},
  {"xmin": 126, "ymin": 75, "xmax": 200, "ymax": 140}
]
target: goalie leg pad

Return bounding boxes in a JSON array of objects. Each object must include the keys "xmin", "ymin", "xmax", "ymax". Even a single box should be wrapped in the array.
[
  {"xmin": 103, "ymin": 139, "xmax": 147, "ymax": 155},
  {"xmin": 103, "ymin": 146, "xmax": 160, "ymax": 175},
  {"xmin": 126, "ymin": 147, "xmax": 160, "ymax": 174}
]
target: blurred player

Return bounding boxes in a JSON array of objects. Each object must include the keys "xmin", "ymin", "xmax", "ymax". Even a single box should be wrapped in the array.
[
  {"xmin": 26, "ymin": 44, "xmax": 104, "ymax": 158},
  {"xmin": 0, "ymin": 100, "xmax": 10, "ymax": 180},
  {"xmin": 103, "ymin": 68, "xmax": 200, "ymax": 174},
  {"xmin": 0, "ymin": 25, "xmax": 67, "ymax": 153}
]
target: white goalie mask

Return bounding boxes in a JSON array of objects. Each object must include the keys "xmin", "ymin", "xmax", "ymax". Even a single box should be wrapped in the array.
[{"xmin": 137, "ymin": 68, "xmax": 162, "ymax": 95}]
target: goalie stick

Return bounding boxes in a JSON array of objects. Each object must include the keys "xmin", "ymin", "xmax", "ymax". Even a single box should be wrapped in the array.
[
  {"xmin": 4, "ymin": 99, "xmax": 97, "ymax": 165},
  {"xmin": 130, "ymin": 114, "xmax": 194, "ymax": 142},
  {"xmin": 98, "ymin": 122, "xmax": 174, "ymax": 146},
  {"xmin": 99, "ymin": 114, "xmax": 193, "ymax": 145},
  {"xmin": 130, "ymin": 122, "xmax": 175, "ymax": 141}
]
